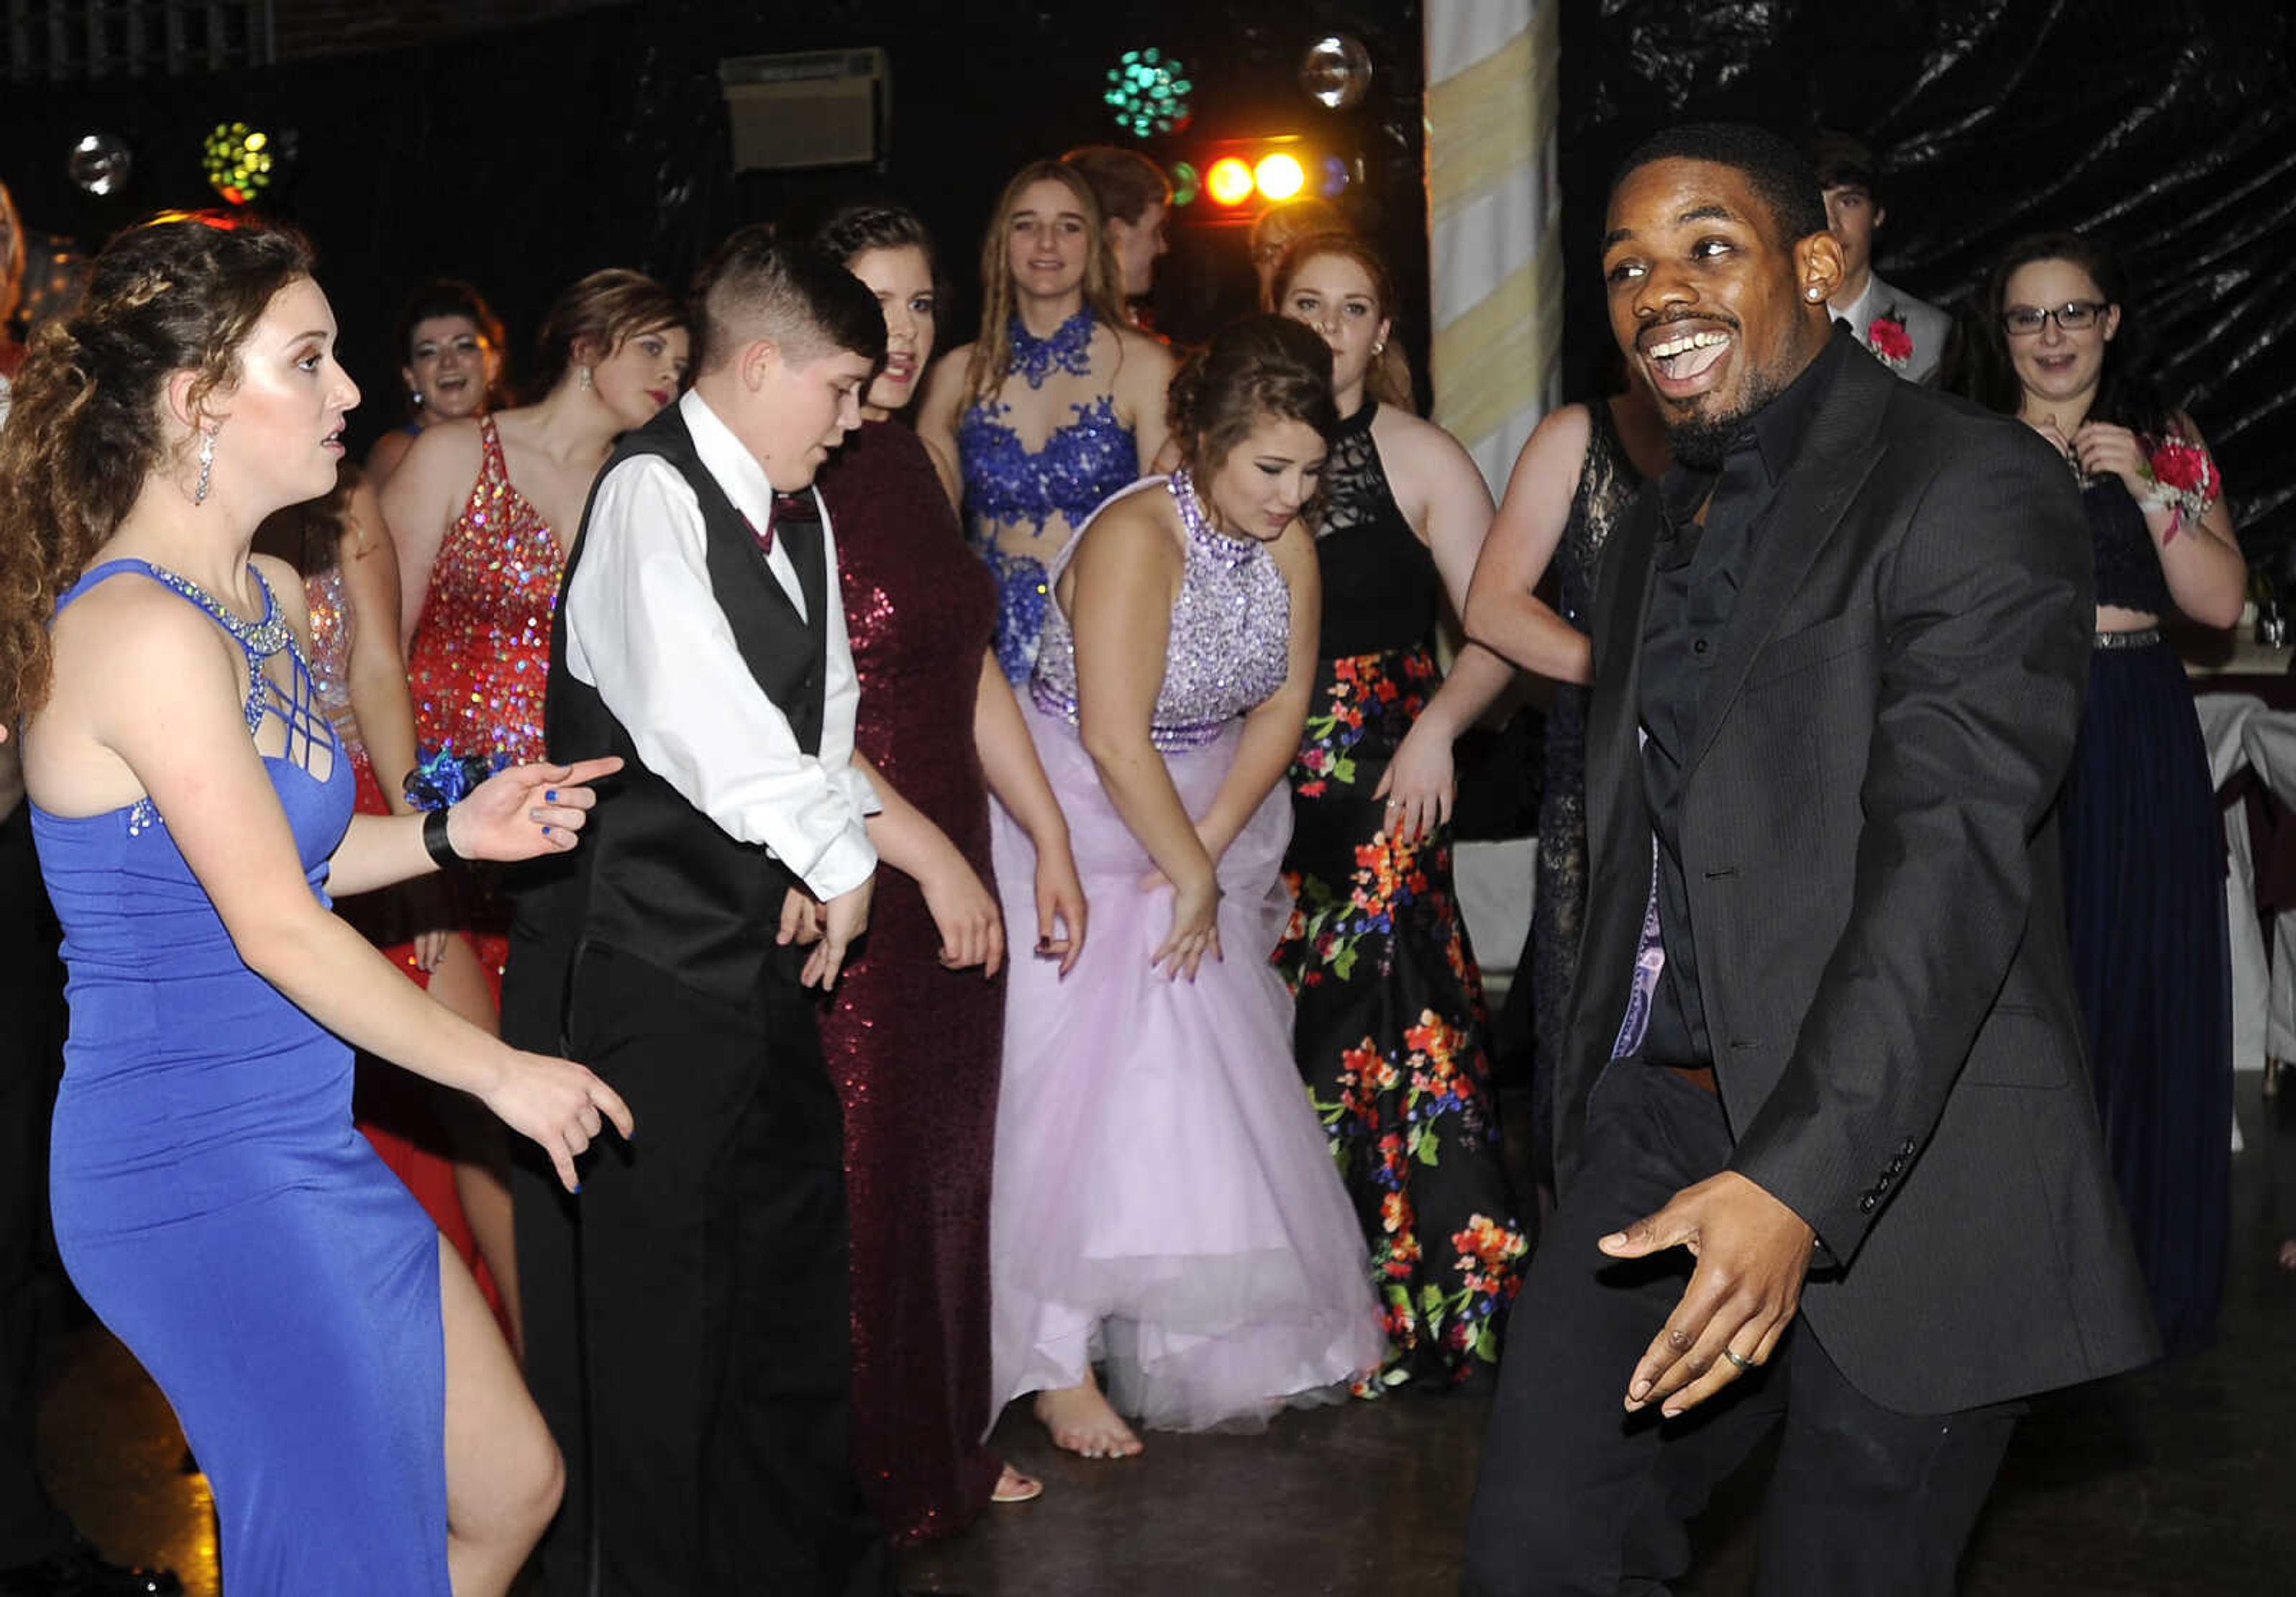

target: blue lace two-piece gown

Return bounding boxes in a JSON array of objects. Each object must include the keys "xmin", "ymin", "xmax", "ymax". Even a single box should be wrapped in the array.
[
  {"xmin": 33, "ymin": 561, "xmax": 450, "ymax": 1594},
  {"xmin": 957, "ymin": 310, "xmax": 1140, "ymax": 680}
]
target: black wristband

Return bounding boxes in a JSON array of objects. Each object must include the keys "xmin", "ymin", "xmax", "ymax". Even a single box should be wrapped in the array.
[{"xmin": 422, "ymin": 807, "xmax": 460, "ymax": 869}]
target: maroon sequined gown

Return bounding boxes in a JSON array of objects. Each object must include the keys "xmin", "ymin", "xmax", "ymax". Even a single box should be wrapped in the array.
[{"xmin": 816, "ymin": 420, "xmax": 1006, "ymax": 1542}]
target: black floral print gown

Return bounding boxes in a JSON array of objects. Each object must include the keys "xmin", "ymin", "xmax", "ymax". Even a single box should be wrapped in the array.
[{"xmin": 1272, "ymin": 400, "xmax": 1529, "ymax": 1391}]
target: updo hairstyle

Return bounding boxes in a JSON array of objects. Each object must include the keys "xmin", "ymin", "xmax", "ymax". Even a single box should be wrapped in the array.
[
  {"xmin": 527, "ymin": 267, "xmax": 687, "ymax": 401},
  {"xmin": 1167, "ymin": 314, "xmax": 1338, "ymax": 476}
]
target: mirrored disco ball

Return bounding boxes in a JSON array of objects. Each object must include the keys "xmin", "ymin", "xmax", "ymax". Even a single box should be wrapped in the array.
[
  {"xmin": 1299, "ymin": 35, "xmax": 1373, "ymax": 112},
  {"xmin": 68, "ymin": 132, "xmax": 133, "ymax": 197}
]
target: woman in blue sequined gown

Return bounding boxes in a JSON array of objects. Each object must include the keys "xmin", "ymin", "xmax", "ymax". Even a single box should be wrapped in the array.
[
  {"xmin": 0, "ymin": 214, "xmax": 629, "ymax": 1596},
  {"xmin": 1961, "ymin": 233, "xmax": 2247, "ymax": 1355},
  {"xmin": 919, "ymin": 159, "xmax": 1176, "ymax": 683},
  {"xmin": 988, "ymin": 318, "xmax": 1382, "ymax": 1461}
]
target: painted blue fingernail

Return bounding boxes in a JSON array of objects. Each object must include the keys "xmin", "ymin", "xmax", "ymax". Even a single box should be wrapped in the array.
[
  {"xmin": 542, "ymin": 825, "xmax": 554, "ymax": 836},
  {"xmin": 545, "ymin": 789, "xmax": 558, "ymax": 801},
  {"xmin": 572, "ymin": 1181, "xmax": 582, "ymax": 1193}
]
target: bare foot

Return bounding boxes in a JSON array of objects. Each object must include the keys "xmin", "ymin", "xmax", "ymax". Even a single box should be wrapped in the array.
[
  {"xmin": 1033, "ymin": 1380, "xmax": 1144, "ymax": 1460},
  {"xmin": 990, "ymin": 1462, "xmax": 1043, "ymax": 1504}
]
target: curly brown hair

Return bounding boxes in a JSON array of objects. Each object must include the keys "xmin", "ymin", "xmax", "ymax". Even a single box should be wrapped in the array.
[{"xmin": 0, "ymin": 210, "xmax": 312, "ymax": 724}]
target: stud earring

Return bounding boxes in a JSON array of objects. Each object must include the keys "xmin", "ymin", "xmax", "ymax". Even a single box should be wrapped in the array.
[
  {"xmin": 577, "ymin": 366, "xmax": 594, "ymax": 392},
  {"xmin": 1807, "ymin": 287, "xmax": 1823, "ymax": 301},
  {"xmin": 1372, "ymin": 341, "xmax": 1387, "ymax": 355},
  {"xmin": 194, "ymin": 428, "xmax": 216, "ymax": 506}
]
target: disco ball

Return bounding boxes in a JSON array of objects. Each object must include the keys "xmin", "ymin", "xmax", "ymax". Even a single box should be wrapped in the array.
[
  {"xmin": 68, "ymin": 132, "xmax": 133, "ymax": 197},
  {"xmin": 1299, "ymin": 35, "xmax": 1373, "ymax": 112}
]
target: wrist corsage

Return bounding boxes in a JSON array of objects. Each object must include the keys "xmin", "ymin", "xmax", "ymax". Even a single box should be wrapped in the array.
[
  {"xmin": 2135, "ymin": 435, "xmax": 2221, "ymax": 544},
  {"xmin": 403, "ymin": 746, "xmax": 509, "ymax": 813},
  {"xmin": 1867, "ymin": 314, "xmax": 1913, "ymax": 373}
]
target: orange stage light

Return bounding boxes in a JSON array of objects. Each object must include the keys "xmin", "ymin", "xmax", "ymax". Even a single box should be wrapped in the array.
[{"xmin": 1205, "ymin": 157, "xmax": 1257, "ymax": 207}]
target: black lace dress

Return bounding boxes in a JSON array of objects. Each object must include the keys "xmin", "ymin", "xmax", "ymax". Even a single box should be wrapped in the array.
[
  {"xmin": 1272, "ymin": 400, "xmax": 1529, "ymax": 1391},
  {"xmin": 1526, "ymin": 401, "xmax": 1642, "ymax": 1183}
]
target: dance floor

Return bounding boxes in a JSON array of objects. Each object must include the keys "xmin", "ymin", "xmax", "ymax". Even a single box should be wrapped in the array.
[{"xmin": 37, "ymin": 1077, "xmax": 2296, "ymax": 1596}]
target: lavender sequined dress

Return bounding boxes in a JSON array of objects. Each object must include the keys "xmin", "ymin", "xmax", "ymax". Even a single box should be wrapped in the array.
[{"xmin": 987, "ymin": 474, "xmax": 1384, "ymax": 1432}]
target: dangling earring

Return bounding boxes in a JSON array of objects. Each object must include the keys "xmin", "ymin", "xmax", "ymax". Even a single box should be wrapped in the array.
[
  {"xmin": 577, "ymin": 366, "xmax": 594, "ymax": 392},
  {"xmin": 194, "ymin": 428, "xmax": 216, "ymax": 506}
]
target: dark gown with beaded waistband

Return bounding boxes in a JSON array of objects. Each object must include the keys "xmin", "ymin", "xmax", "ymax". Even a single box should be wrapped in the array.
[{"xmin": 2059, "ymin": 472, "xmax": 2230, "ymax": 1358}]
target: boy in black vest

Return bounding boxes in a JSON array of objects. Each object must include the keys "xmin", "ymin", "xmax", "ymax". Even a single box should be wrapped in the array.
[{"xmin": 506, "ymin": 235, "xmax": 890, "ymax": 1597}]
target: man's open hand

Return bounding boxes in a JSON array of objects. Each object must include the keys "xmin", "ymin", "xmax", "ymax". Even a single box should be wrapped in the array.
[{"xmin": 1599, "ymin": 1169, "xmax": 1816, "ymax": 1418}]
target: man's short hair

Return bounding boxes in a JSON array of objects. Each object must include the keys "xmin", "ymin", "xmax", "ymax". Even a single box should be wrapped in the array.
[
  {"xmin": 1610, "ymin": 123, "xmax": 1830, "ymax": 248},
  {"xmin": 1808, "ymin": 129, "xmax": 1881, "ymax": 201},
  {"xmin": 691, "ymin": 227, "xmax": 886, "ymax": 374}
]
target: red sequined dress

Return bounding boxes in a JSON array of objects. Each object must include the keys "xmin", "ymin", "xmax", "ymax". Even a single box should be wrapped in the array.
[
  {"xmin": 301, "ymin": 546, "xmax": 503, "ymax": 1324},
  {"xmin": 404, "ymin": 416, "xmax": 564, "ymax": 982},
  {"xmin": 815, "ymin": 419, "xmax": 1006, "ymax": 1543}
]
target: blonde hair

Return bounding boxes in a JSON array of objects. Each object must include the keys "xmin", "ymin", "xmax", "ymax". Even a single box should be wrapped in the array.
[
  {"xmin": 1272, "ymin": 230, "xmax": 1416, "ymax": 414},
  {"xmin": 962, "ymin": 160, "xmax": 1128, "ymax": 409}
]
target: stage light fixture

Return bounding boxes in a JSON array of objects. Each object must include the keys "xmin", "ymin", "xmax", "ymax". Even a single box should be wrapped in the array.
[
  {"xmin": 1104, "ymin": 47, "xmax": 1193, "ymax": 140},
  {"xmin": 1253, "ymin": 152, "xmax": 1306, "ymax": 203},
  {"xmin": 202, "ymin": 121, "xmax": 274, "ymax": 205},
  {"xmin": 1205, "ymin": 157, "xmax": 1256, "ymax": 207},
  {"xmin": 1170, "ymin": 161, "xmax": 1201, "ymax": 207}
]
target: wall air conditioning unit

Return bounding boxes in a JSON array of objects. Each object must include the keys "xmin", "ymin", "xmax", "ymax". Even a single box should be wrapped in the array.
[{"xmin": 718, "ymin": 47, "xmax": 889, "ymax": 172}]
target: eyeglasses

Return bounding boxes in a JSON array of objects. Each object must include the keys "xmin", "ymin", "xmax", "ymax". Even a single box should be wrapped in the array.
[{"xmin": 2001, "ymin": 300, "xmax": 2109, "ymax": 337}]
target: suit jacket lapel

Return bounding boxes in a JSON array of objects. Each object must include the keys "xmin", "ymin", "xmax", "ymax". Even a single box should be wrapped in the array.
[{"xmin": 1681, "ymin": 353, "xmax": 1894, "ymax": 779}]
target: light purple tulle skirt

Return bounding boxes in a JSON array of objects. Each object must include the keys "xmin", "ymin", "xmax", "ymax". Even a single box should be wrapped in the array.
[{"xmin": 987, "ymin": 701, "xmax": 1384, "ymax": 1433}]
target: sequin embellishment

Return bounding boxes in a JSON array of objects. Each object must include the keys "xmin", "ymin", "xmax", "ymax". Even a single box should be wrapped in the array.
[
  {"xmin": 1029, "ymin": 470, "xmax": 1292, "ymax": 748},
  {"xmin": 405, "ymin": 416, "xmax": 563, "ymax": 765}
]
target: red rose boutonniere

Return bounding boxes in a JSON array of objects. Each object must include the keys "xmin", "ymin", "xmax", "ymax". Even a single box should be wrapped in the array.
[{"xmin": 1867, "ymin": 315, "xmax": 1914, "ymax": 372}]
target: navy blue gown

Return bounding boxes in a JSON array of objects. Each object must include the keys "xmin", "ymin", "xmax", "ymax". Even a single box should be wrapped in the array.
[
  {"xmin": 2058, "ymin": 480, "xmax": 2231, "ymax": 1358},
  {"xmin": 32, "ymin": 561, "xmax": 450, "ymax": 1593}
]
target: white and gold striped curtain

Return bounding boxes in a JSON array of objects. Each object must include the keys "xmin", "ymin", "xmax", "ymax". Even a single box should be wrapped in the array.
[{"xmin": 1424, "ymin": 0, "xmax": 1563, "ymax": 496}]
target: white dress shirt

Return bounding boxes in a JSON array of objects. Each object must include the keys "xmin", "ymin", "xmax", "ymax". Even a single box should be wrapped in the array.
[{"xmin": 563, "ymin": 387, "xmax": 878, "ymax": 901}]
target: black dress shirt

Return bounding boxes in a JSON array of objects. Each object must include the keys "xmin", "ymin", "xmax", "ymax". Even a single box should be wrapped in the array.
[{"xmin": 1636, "ymin": 329, "xmax": 1854, "ymax": 1067}]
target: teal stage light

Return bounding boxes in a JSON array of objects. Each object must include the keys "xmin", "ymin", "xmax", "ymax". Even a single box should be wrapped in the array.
[{"xmin": 1104, "ymin": 47, "xmax": 1192, "ymax": 140}]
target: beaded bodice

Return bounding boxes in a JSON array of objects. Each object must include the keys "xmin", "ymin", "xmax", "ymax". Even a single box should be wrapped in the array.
[
  {"xmin": 1315, "ymin": 401, "xmax": 1442, "ymax": 658},
  {"xmin": 1030, "ymin": 472, "xmax": 1292, "ymax": 750},
  {"xmin": 960, "ymin": 393, "xmax": 1138, "ymax": 537},
  {"xmin": 405, "ymin": 416, "xmax": 563, "ymax": 762},
  {"xmin": 301, "ymin": 563, "xmax": 360, "ymax": 755},
  {"xmin": 2084, "ymin": 474, "xmax": 2172, "ymax": 616},
  {"xmin": 34, "ymin": 560, "xmax": 344, "ymax": 853}
]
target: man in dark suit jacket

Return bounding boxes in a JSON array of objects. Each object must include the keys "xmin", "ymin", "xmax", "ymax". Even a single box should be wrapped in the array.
[{"xmin": 1460, "ymin": 123, "xmax": 2157, "ymax": 1596}]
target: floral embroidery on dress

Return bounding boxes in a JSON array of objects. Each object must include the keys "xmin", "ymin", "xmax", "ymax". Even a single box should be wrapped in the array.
[{"xmin": 1277, "ymin": 644, "xmax": 1528, "ymax": 1389}]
